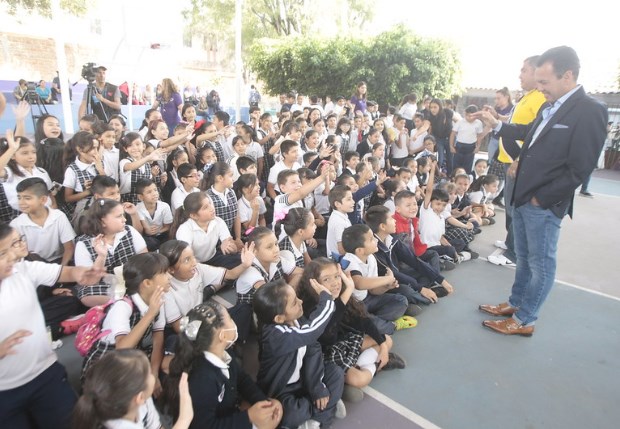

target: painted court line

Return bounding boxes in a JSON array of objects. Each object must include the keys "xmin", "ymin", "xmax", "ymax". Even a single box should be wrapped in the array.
[{"xmin": 362, "ymin": 386, "xmax": 442, "ymax": 429}]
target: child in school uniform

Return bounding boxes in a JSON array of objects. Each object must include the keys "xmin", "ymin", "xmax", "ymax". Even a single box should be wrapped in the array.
[
  {"xmin": 119, "ymin": 132, "xmax": 166, "ymax": 205},
  {"xmin": 227, "ymin": 136, "xmax": 247, "ymax": 181},
  {"xmin": 80, "ymin": 253, "xmax": 169, "ymax": 387},
  {"xmin": 267, "ymin": 140, "xmax": 301, "ymax": 200},
  {"xmin": 326, "ymin": 185, "xmax": 354, "ymax": 257},
  {"xmin": 171, "ymin": 192, "xmax": 241, "ymax": 269},
  {"xmin": 254, "ymin": 279, "xmax": 345, "ymax": 429},
  {"xmin": 449, "ymin": 105, "xmax": 484, "ymax": 174},
  {"xmin": 136, "ymin": 179, "xmax": 173, "ymax": 251},
  {"xmin": 161, "ymin": 148, "xmax": 190, "ymax": 205},
  {"xmin": 272, "ymin": 167, "xmax": 330, "ymax": 228},
  {"xmin": 468, "ymin": 174, "xmax": 500, "ymax": 225},
  {"xmin": 163, "ymin": 302, "xmax": 282, "ymax": 429},
  {"xmin": 74, "ymin": 199, "xmax": 148, "ymax": 307},
  {"xmin": 275, "ymin": 207, "xmax": 316, "ymax": 268},
  {"xmin": 203, "ymin": 162, "xmax": 243, "ymax": 247},
  {"xmin": 93, "ymin": 121, "xmax": 120, "ymax": 184},
  {"xmin": 170, "ymin": 163, "xmax": 201, "ymax": 212},
  {"xmin": 341, "ymin": 224, "xmax": 413, "ymax": 335},
  {"xmin": 236, "ymin": 173, "xmax": 266, "ymax": 236},
  {"xmin": 10, "ymin": 178, "xmax": 75, "ymax": 265},
  {"xmin": 0, "ymin": 224, "xmax": 104, "ymax": 429}
]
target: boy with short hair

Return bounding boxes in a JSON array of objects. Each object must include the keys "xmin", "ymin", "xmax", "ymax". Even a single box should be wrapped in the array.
[
  {"xmin": 365, "ymin": 205, "xmax": 454, "ymax": 302},
  {"xmin": 326, "ymin": 185, "xmax": 354, "ymax": 256},
  {"xmin": 267, "ymin": 140, "xmax": 301, "ymax": 199},
  {"xmin": 83, "ymin": 175, "xmax": 143, "ymax": 234},
  {"xmin": 236, "ymin": 156, "xmax": 258, "ymax": 177},
  {"xmin": 170, "ymin": 163, "xmax": 200, "ymax": 212},
  {"xmin": 341, "ymin": 224, "xmax": 413, "ymax": 335},
  {"xmin": 10, "ymin": 178, "xmax": 75, "ymax": 265},
  {"xmin": 450, "ymin": 105, "xmax": 484, "ymax": 173},
  {"xmin": 402, "ymin": 158, "xmax": 420, "ymax": 195},
  {"xmin": 273, "ymin": 167, "xmax": 330, "ymax": 223},
  {"xmin": 136, "ymin": 178, "xmax": 173, "ymax": 251},
  {"xmin": 342, "ymin": 151, "xmax": 360, "ymax": 176}
]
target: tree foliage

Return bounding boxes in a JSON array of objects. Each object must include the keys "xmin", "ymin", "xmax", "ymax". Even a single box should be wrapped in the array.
[
  {"xmin": 249, "ymin": 25, "xmax": 462, "ymax": 105},
  {"xmin": 1, "ymin": 0, "xmax": 89, "ymax": 17}
]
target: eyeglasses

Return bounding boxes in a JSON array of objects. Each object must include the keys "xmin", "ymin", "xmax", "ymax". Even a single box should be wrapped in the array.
[{"xmin": 0, "ymin": 235, "xmax": 27, "ymax": 260}]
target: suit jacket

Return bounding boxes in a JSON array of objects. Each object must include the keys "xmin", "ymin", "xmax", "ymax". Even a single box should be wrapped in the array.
[{"xmin": 497, "ymin": 86, "xmax": 607, "ymax": 218}]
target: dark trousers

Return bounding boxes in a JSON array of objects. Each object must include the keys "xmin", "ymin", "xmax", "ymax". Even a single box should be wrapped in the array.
[
  {"xmin": 364, "ymin": 293, "xmax": 408, "ymax": 335},
  {"xmin": 452, "ymin": 142, "xmax": 476, "ymax": 173},
  {"xmin": 0, "ymin": 362, "xmax": 76, "ymax": 429},
  {"xmin": 206, "ymin": 251, "xmax": 242, "ymax": 269},
  {"xmin": 503, "ymin": 163, "xmax": 517, "ymax": 262},
  {"xmin": 278, "ymin": 362, "xmax": 344, "ymax": 428},
  {"xmin": 428, "ymin": 244, "xmax": 458, "ymax": 261},
  {"xmin": 419, "ymin": 249, "xmax": 441, "ymax": 272}
]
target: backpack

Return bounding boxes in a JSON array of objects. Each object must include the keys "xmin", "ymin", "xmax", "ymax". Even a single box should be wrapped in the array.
[{"xmin": 75, "ymin": 296, "xmax": 132, "ymax": 356}]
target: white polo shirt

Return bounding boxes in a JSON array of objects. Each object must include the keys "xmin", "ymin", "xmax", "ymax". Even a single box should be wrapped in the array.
[
  {"xmin": 237, "ymin": 196, "xmax": 266, "ymax": 226},
  {"xmin": 119, "ymin": 159, "xmax": 149, "ymax": 194},
  {"xmin": 0, "ymin": 261, "xmax": 62, "ymax": 390},
  {"xmin": 10, "ymin": 208, "xmax": 76, "ymax": 262},
  {"xmin": 268, "ymin": 160, "xmax": 301, "ymax": 191},
  {"xmin": 342, "ymin": 252, "xmax": 378, "ymax": 301},
  {"xmin": 314, "ymin": 182, "xmax": 333, "ymax": 215},
  {"xmin": 326, "ymin": 210, "xmax": 351, "ymax": 257},
  {"xmin": 136, "ymin": 201, "xmax": 173, "ymax": 229},
  {"xmin": 2, "ymin": 165, "xmax": 53, "ymax": 210},
  {"xmin": 453, "ymin": 119, "xmax": 483, "ymax": 144},
  {"xmin": 170, "ymin": 186, "xmax": 199, "ymax": 212},
  {"xmin": 63, "ymin": 159, "xmax": 97, "ymax": 192},
  {"xmin": 164, "ymin": 264, "xmax": 227, "ymax": 324},
  {"xmin": 236, "ymin": 256, "xmax": 295, "ymax": 295},
  {"xmin": 246, "ymin": 141, "xmax": 264, "ymax": 162},
  {"xmin": 102, "ymin": 147, "xmax": 120, "ymax": 183},
  {"xmin": 419, "ymin": 204, "xmax": 445, "ymax": 248},
  {"xmin": 100, "ymin": 293, "xmax": 165, "ymax": 344},
  {"xmin": 74, "ymin": 226, "xmax": 147, "ymax": 267},
  {"xmin": 104, "ymin": 397, "xmax": 160, "ymax": 429},
  {"xmin": 175, "ymin": 217, "xmax": 231, "ymax": 263}
]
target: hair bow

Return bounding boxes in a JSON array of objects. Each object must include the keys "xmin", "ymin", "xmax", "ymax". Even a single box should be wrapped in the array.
[
  {"xmin": 203, "ymin": 163, "xmax": 214, "ymax": 174},
  {"xmin": 273, "ymin": 208, "xmax": 289, "ymax": 223},
  {"xmin": 245, "ymin": 226, "xmax": 255, "ymax": 236},
  {"xmin": 180, "ymin": 316, "xmax": 202, "ymax": 341},
  {"xmin": 330, "ymin": 252, "xmax": 350, "ymax": 270}
]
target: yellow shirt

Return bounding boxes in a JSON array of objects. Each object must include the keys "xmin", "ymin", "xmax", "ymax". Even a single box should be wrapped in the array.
[{"xmin": 497, "ymin": 89, "xmax": 546, "ymax": 163}]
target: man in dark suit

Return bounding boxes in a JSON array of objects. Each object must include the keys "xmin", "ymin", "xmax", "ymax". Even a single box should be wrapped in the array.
[{"xmin": 474, "ymin": 46, "xmax": 608, "ymax": 336}]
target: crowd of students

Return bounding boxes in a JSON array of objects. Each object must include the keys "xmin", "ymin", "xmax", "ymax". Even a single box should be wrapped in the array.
[{"xmin": 0, "ymin": 92, "xmax": 503, "ymax": 429}]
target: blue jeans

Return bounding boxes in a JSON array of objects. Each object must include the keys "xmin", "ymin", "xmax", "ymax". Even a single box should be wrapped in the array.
[
  {"xmin": 487, "ymin": 137, "xmax": 499, "ymax": 162},
  {"xmin": 503, "ymin": 163, "xmax": 516, "ymax": 262},
  {"xmin": 508, "ymin": 202, "xmax": 563, "ymax": 326},
  {"xmin": 435, "ymin": 137, "xmax": 453, "ymax": 174}
]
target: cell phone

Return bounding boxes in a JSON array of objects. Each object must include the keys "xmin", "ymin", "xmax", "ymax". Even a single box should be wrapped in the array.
[{"xmin": 52, "ymin": 181, "xmax": 62, "ymax": 189}]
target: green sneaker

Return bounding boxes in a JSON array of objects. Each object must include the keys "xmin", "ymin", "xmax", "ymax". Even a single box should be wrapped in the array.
[{"xmin": 394, "ymin": 315, "xmax": 418, "ymax": 331}]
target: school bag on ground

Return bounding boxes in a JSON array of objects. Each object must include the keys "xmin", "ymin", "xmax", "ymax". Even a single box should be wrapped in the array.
[{"xmin": 75, "ymin": 296, "xmax": 132, "ymax": 356}]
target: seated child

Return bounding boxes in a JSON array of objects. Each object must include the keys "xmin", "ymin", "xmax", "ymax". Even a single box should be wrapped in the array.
[
  {"xmin": 136, "ymin": 178, "xmax": 173, "ymax": 251},
  {"xmin": 254, "ymin": 279, "xmax": 345, "ymax": 429},
  {"xmin": 171, "ymin": 163, "xmax": 200, "ymax": 212},
  {"xmin": 93, "ymin": 121, "xmax": 120, "ymax": 184},
  {"xmin": 267, "ymin": 140, "xmax": 301, "ymax": 199},
  {"xmin": 236, "ymin": 173, "xmax": 266, "ymax": 235},
  {"xmin": 342, "ymin": 151, "xmax": 360, "ymax": 176},
  {"xmin": 227, "ymin": 136, "xmax": 247, "ymax": 181},
  {"xmin": 276, "ymin": 207, "xmax": 315, "ymax": 268},
  {"xmin": 468, "ymin": 174, "xmax": 499, "ymax": 225},
  {"xmin": 298, "ymin": 258, "xmax": 405, "ymax": 402},
  {"xmin": 381, "ymin": 179, "xmax": 406, "ymax": 215},
  {"xmin": 326, "ymin": 185, "xmax": 354, "ymax": 256},
  {"xmin": 415, "ymin": 135, "xmax": 437, "ymax": 160},
  {"xmin": 164, "ymin": 302, "xmax": 282, "ymax": 429},
  {"xmin": 10, "ymin": 177, "xmax": 75, "ymax": 265},
  {"xmin": 441, "ymin": 182, "xmax": 477, "ymax": 258},
  {"xmin": 272, "ymin": 167, "xmax": 330, "ymax": 227},
  {"xmin": 341, "ymin": 224, "xmax": 413, "ymax": 335}
]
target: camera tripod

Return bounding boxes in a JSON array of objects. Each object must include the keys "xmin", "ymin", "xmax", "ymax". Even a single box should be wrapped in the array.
[
  {"xmin": 84, "ymin": 81, "xmax": 109, "ymax": 122},
  {"xmin": 23, "ymin": 89, "xmax": 49, "ymax": 131}
]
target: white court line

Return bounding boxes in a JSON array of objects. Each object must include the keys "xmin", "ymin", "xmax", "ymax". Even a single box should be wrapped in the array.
[
  {"xmin": 479, "ymin": 257, "xmax": 620, "ymax": 302},
  {"xmin": 362, "ymin": 386, "xmax": 442, "ymax": 429}
]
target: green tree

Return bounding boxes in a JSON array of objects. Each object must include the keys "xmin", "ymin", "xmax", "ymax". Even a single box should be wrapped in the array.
[
  {"xmin": 249, "ymin": 25, "xmax": 462, "ymax": 105},
  {"xmin": 1, "ymin": 0, "xmax": 90, "ymax": 17}
]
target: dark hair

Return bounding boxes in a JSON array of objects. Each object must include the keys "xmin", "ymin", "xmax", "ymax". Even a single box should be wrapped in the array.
[
  {"xmin": 354, "ymin": 81, "xmax": 367, "ymax": 100},
  {"xmin": 246, "ymin": 226, "xmax": 275, "ymax": 248},
  {"xmin": 214, "ymin": 111, "xmax": 230, "ymax": 126},
  {"xmin": 464, "ymin": 105, "xmax": 479, "ymax": 114},
  {"xmin": 135, "ymin": 178, "xmax": 156, "ymax": 195},
  {"xmin": 82, "ymin": 199, "xmax": 122, "ymax": 236},
  {"xmin": 159, "ymin": 239, "xmax": 190, "ymax": 267},
  {"xmin": 430, "ymin": 188, "xmax": 449, "ymax": 203},
  {"xmin": 0, "ymin": 223, "xmax": 14, "ymax": 241},
  {"xmin": 72, "ymin": 349, "xmax": 150, "ymax": 429},
  {"xmin": 382, "ymin": 179, "xmax": 402, "ymax": 200},
  {"xmin": 364, "ymin": 205, "xmax": 390, "ymax": 233},
  {"xmin": 394, "ymin": 189, "xmax": 417, "ymax": 206},
  {"xmin": 119, "ymin": 132, "xmax": 143, "ymax": 161},
  {"xmin": 328, "ymin": 184, "xmax": 351, "ymax": 209},
  {"xmin": 403, "ymin": 157, "xmax": 417, "ymax": 168},
  {"xmin": 234, "ymin": 173, "xmax": 258, "ymax": 199},
  {"xmin": 280, "ymin": 140, "xmax": 299, "ymax": 155},
  {"xmin": 276, "ymin": 169, "xmax": 298, "ymax": 187},
  {"xmin": 275, "ymin": 207, "xmax": 312, "ymax": 238},
  {"xmin": 145, "ymin": 119, "xmax": 166, "ymax": 142},
  {"xmin": 538, "ymin": 45, "xmax": 580, "ymax": 79},
  {"xmin": 35, "ymin": 136, "xmax": 65, "ymax": 183},
  {"xmin": 166, "ymin": 147, "xmax": 190, "ymax": 172},
  {"xmin": 0, "ymin": 135, "xmax": 36, "ymax": 177},
  {"xmin": 91, "ymin": 175, "xmax": 118, "ymax": 196},
  {"xmin": 108, "ymin": 114, "xmax": 126, "ymax": 127},
  {"xmin": 305, "ymin": 129, "xmax": 318, "ymax": 141},
  {"xmin": 253, "ymin": 279, "xmax": 290, "ymax": 326},
  {"xmin": 454, "ymin": 173, "xmax": 470, "ymax": 183},
  {"xmin": 342, "ymin": 224, "xmax": 371, "ymax": 254},
  {"xmin": 164, "ymin": 301, "xmax": 227, "ymax": 418},
  {"xmin": 91, "ymin": 121, "xmax": 114, "ymax": 137},
  {"xmin": 195, "ymin": 145, "xmax": 216, "ymax": 172},
  {"xmin": 170, "ymin": 192, "xmax": 209, "ymax": 239},
  {"xmin": 236, "ymin": 155, "xmax": 256, "ymax": 173},
  {"xmin": 396, "ymin": 168, "xmax": 411, "ymax": 178},
  {"xmin": 63, "ymin": 131, "xmax": 97, "ymax": 168},
  {"xmin": 123, "ymin": 252, "xmax": 169, "ymax": 295},
  {"xmin": 181, "ymin": 103, "xmax": 196, "ymax": 120},
  {"xmin": 469, "ymin": 174, "xmax": 499, "ymax": 193},
  {"xmin": 302, "ymin": 151, "xmax": 317, "ymax": 164},
  {"xmin": 140, "ymin": 109, "xmax": 159, "ymax": 130},
  {"xmin": 200, "ymin": 161, "xmax": 230, "ymax": 190},
  {"xmin": 16, "ymin": 177, "xmax": 48, "ymax": 196},
  {"xmin": 297, "ymin": 167, "xmax": 316, "ymax": 182},
  {"xmin": 336, "ymin": 117, "xmax": 351, "ymax": 135},
  {"xmin": 177, "ymin": 163, "xmax": 197, "ymax": 185},
  {"xmin": 80, "ymin": 114, "xmax": 99, "ymax": 125},
  {"xmin": 344, "ymin": 151, "xmax": 360, "ymax": 163}
]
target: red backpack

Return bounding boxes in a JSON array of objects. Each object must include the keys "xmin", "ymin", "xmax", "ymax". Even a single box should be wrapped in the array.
[{"xmin": 75, "ymin": 297, "xmax": 132, "ymax": 356}]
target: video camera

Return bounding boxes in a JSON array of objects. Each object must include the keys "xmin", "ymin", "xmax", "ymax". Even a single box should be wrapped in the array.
[
  {"xmin": 23, "ymin": 81, "xmax": 41, "ymax": 104},
  {"xmin": 81, "ymin": 62, "xmax": 98, "ymax": 83}
]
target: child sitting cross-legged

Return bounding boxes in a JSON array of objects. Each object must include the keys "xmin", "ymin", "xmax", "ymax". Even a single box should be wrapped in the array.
[
  {"xmin": 297, "ymin": 258, "xmax": 406, "ymax": 403},
  {"xmin": 341, "ymin": 224, "xmax": 415, "ymax": 335},
  {"xmin": 254, "ymin": 279, "xmax": 345, "ymax": 429},
  {"xmin": 135, "ymin": 178, "xmax": 173, "ymax": 251}
]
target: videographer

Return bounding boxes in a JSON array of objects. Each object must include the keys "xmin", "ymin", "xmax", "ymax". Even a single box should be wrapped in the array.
[
  {"xmin": 13, "ymin": 79, "xmax": 27, "ymax": 102},
  {"xmin": 78, "ymin": 64, "xmax": 121, "ymax": 121}
]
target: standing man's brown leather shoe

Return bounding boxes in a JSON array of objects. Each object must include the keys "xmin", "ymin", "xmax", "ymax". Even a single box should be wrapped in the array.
[
  {"xmin": 479, "ymin": 302, "xmax": 517, "ymax": 317},
  {"xmin": 482, "ymin": 318, "xmax": 534, "ymax": 337}
]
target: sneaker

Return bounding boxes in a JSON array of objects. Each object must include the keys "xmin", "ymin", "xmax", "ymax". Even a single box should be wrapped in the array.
[
  {"xmin": 465, "ymin": 249, "xmax": 479, "ymax": 260},
  {"xmin": 342, "ymin": 385, "xmax": 364, "ymax": 403},
  {"xmin": 60, "ymin": 314, "xmax": 86, "ymax": 335},
  {"xmin": 298, "ymin": 419, "xmax": 321, "ymax": 429},
  {"xmin": 383, "ymin": 352, "xmax": 407, "ymax": 370},
  {"xmin": 457, "ymin": 251, "xmax": 471, "ymax": 263},
  {"xmin": 394, "ymin": 315, "xmax": 418, "ymax": 330},
  {"xmin": 440, "ymin": 260, "xmax": 456, "ymax": 271},
  {"xmin": 579, "ymin": 191, "xmax": 594, "ymax": 198},
  {"xmin": 494, "ymin": 240, "xmax": 508, "ymax": 250},
  {"xmin": 431, "ymin": 284, "xmax": 449, "ymax": 297},
  {"xmin": 488, "ymin": 254, "xmax": 516, "ymax": 267},
  {"xmin": 473, "ymin": 227, "xmax": 482, "ymax": 235},
  {"xmin": 335, "ymin": 399, "xmax": 347, "ymax": 419},
  {"xmin": 405, "ymin": 303, "xmax": 423, "ymax": 317}
]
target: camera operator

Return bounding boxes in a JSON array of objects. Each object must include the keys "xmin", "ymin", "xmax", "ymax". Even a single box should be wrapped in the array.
[
  {"xmin": 78, "ymin": 64, "xmax": 121, "ymax": 121},
  {"xmin": 13, "ymin": 80, "xmax": 27, "ymax": 102}
]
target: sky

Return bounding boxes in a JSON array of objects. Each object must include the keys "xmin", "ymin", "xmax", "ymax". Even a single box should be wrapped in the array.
[{"xmin": 372, "ymin": 0, "xmax": 619, "ymax": 92}]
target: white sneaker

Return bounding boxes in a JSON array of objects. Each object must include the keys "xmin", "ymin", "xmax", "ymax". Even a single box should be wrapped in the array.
[
  {"xmin": 494, "ymin": 240, "xmax": 508, "ymax": 250},
  {"xmin": 488, "ymin": 254, "xmax": 515, "ymax": 267},
  {"xmin": 335, "ymin": 399, "xmax": 347, "ymax": 418},
  {"xmin": 457, "ymin": 251, "xmax": 471, "ymax": 263},
  {"xmin": 298, "ymin": 419, "xmax": 321, "ymax": 429}
]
